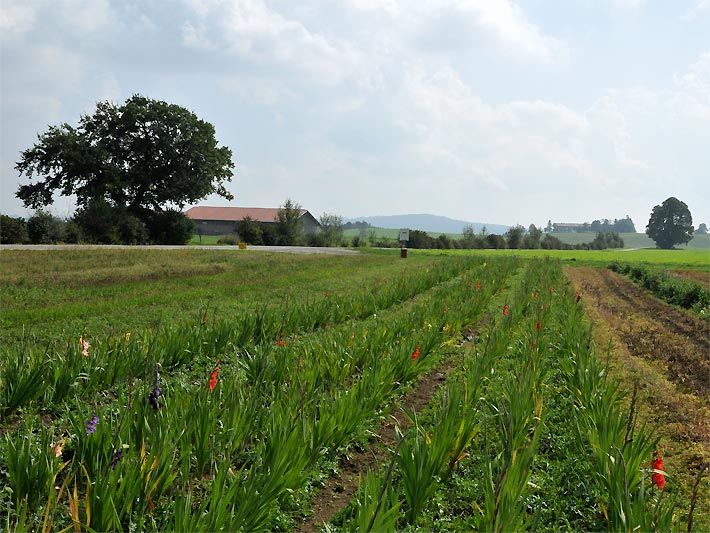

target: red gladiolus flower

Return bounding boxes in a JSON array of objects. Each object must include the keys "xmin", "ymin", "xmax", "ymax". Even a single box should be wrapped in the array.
[
  {"xmin": 475, "ymin": 281, "xmax": 481, "ymax": 291},
  {"xmin": 652, "ymin": 451, "xmax": 665, "ymax": 490},
  {"xmin": 535, "ymin": 320, "xmax": 541, "ymax": 331},
  {"xmin": 278, "ymin": 338, "xmax": 286, "ymax": 348},
  {"xmin": 503, "ymin": 304, "xmax": 509, "ymax": 317},
  {"xmin": 411, "ymin": 345, "xmax": 420, "ymax": 361},
  {"xmin": 208, "ymin": 363, "xmax": 220, "ymax": 392}
]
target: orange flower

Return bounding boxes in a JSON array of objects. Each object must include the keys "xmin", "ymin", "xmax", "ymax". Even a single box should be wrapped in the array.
[
  {"xmin": 475, "ymin": 281, "xmax": 481, "ymax": 291},
  {"xmin": 411, "ymin": 345, "xmax": 420, "ymax": 361},
  {"xmin": 277, "ymin": 338, "xmax": 286, "ymax": 348},
  {"xmin": 535, "ymin": 320, "xmax": 541, "ymax": 331},
  {"xmin": 651, "ymin": 451, "xmax": 665, "ymax": 490},
  {"xmin": 208, "ymin": 363, "xmax": 220, "ymax": 392},
  {"xmin": 503, "ymin": 304, "xmax": 509, "ymax": 317}
]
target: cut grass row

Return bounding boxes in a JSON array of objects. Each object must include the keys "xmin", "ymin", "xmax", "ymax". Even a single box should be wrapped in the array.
[{"xmin": 0, "ymin": 250, "xmax": 449, "ymax": 351}]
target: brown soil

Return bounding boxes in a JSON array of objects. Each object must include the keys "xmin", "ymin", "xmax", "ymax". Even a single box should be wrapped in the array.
[
  {"xmin": 673, "ymin": 269, "xmax": 710, "ymax": 290},
  {"xmin": 566, "ymin": 268, "xmax": 709, "ymax": 396},
  {"xmin": 564, "ymin": 267, "xmax": 709, "ymax": 530},
  {"xmin": 296, "ymin": 357, "xmax": 456, "ymax": 532}
]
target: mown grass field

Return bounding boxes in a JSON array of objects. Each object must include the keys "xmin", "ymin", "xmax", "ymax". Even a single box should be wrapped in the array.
[{"xmin": 1, "ymin": 248, "xmax": 707, "ymax": 531}]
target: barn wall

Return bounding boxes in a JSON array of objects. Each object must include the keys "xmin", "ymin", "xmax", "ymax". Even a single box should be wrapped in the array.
[{"xmin": 194, "ymin": 220, "xmax": 236, "ymax": 236}]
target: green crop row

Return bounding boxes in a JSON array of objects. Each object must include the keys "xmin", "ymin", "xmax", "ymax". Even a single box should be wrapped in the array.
[
  {"xmin": 330, "ymin": 260, "xmax": 679, "ymax": 532},
  {"xmin": 608, "ymin": 261, "xmax": 709, "ymax": 317},
  {"xmin": 0, "ymin": 256, "xmax": 477, "ymax": 419},
  {"xmin": 1, "ymin": 258, "xmax": 519, "ymax": 531}
]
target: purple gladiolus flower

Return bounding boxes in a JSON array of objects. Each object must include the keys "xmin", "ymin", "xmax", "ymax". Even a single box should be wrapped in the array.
[
  {"xmin": 148, "ymin": 386, "xmax": 162, "ymax": 410},
  {"xmin": 110, "ymin": 449, "xmax": 123, "ymax": 469},
  {"xmin": 85, "ymin": 414, "xmax": 99, "ymax": 435}
]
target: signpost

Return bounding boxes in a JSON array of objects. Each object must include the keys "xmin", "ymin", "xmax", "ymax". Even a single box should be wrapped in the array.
[{"xmin": 399, "ymin": 228, "xmax": 409, "ymax": 258}]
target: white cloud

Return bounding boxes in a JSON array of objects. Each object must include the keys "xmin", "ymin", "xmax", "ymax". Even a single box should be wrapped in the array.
[
  {"xmin": 182, "ymin": 0, "xmax": 365, "ymax": 85},
  {"xmin": 452, "ymin": 0, "xmax": 570, "ymax": 64},
  {"xmin": 609, "ymin": 0, "xmax": 647, "ymax": 10},
  {"xmin": 673, "ymin": 52, "xmax": 710, "ymax": 119},
  {"xmin": 62, "ymin": 0, "xmax": 110, "ymax": 32},
  {"xmin": 0, "ymin": 0, "xmax": 38, "ymax": 37}
]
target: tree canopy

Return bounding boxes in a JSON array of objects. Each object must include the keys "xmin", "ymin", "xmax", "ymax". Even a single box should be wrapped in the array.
[
  {"xmin": 16, "ymin": 95, "xmax": 234, "ymax": 215},
  {"xmin": 645, "ymin": 197, "xmax": 694, "ymax": 249}
]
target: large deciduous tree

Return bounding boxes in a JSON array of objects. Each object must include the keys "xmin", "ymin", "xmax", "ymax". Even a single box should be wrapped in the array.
[
  {"xmin": 15, "ymin": 95, "xmax": 234, "ymax": 237},
  {"xmin": 645, "ymin": 197, "xmax": 694, "ymax": 249}
]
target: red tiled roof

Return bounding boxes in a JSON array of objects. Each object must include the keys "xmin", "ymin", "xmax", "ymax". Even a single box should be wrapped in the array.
[{"xmin": 185, "ymin": 206, "xmax": 307, "ymax": 223}]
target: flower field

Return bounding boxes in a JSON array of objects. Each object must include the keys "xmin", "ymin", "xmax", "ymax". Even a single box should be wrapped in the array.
[{"xmin": 0, "ymin": 250, "xmax": 706, "ymax": 531}]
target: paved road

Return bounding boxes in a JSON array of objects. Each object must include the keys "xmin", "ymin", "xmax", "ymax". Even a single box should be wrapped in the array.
[{"xmin": 0, "ymin": 244, "xmax": 359, "ymax": 255}]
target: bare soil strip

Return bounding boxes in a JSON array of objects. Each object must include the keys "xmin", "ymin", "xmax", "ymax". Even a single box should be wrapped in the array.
[
  {"xmin": 296, "ymin": 341, "xmax": 467, "ymax": 532},
  {"xmin": 565, "ymin": 267, "xmax": 709, "ymax": 529},
  {"xmin": 566, "ymin": 267, "xmax": 709, "ymax": 396},
  {"xmin": 673, "ymin": 269, "xmax": 710, "ymax": 290}
]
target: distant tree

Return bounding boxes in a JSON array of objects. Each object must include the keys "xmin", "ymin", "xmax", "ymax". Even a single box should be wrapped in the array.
[
  {"xmin": 461, "ymin": 224, "xmax": 477, "ymax": 249},
  {"xmin": 0, "ymin": 215, "xmax": 29, "ymax": 244},
  {"xmin": 408, "ymin": 229, "xmax": 435, "ymax": 249},
  {"xmin": 545, "ymin": 220, "xmax": 553, "ymax": 233},
  {"xmin": 697, "ymin": 223, "xmax": 708, "ymax": 235},
  {"xmin": 505, "ymin": 225, "xmax": 525, "ymax": 249},
  {"xmin": 486, "ymin": 233, "xmax": 506, "ymax": 249},
  {"xmin": 646, "ymin": 197, "xmax": 694, "ymax": 249},
  {"xmin": 614, "ymin": 216, "xmax": 636, "ymax": 233},
  {"xmin": 318, "ymin": 213, "xmax": 344, "ymax": 247},
  {"xmin": 524, "ymin": 224, "xmax": 543, "ymax": 249},
  {"xmin": 236, "ymin": 216, "xmax": 263, "ymax": 245},
  {"xmin": 275, "ymin": 199, "xmax": 304, "ymax": 246},
  {"xmin": 27, "ymin": 210, "xmax": 65, "ymax": 244},
  {"xmin": 16, "ymin": 94, "xmax": 234, "ymax": 244}
]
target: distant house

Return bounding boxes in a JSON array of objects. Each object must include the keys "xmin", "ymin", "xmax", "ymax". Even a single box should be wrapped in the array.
[
  {"xmin": 551, "ymin": 222, "xmax": 589, "ymax": 233},
  {"xmin": 185, "ymin": 206, "xmax": 320, "ymax": 236}
]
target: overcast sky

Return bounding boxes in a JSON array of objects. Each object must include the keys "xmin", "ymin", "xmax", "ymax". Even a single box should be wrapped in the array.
[{"xmin": 1, "ymin": 0, "xmax": 708, "ymax": 229}]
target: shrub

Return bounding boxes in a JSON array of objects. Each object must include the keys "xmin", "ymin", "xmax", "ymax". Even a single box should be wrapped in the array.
[
  {"xmin": 217, "ymin": 234, "xmax": 240, "ymax": 245},
  {"xmin": 146, "ymin": 210, "xmax": 195, "ymax": 245},
  {"xmin": 63, "ymin": 220, "xmax": 83, "ymax": 244},
  {"xmin": 237, "ymin": 216, "xmax": 263, "ymax": 245},
  {"xmin": 27, "ymin": 210, "xmax": 65, "ymax": 244},
  {"xmin": 0, "ymin": 215, "xmax": 29, "ymax": 243},
  {"xmin": 73, "ymin": 199, "xmax": 120, "ymax": 244}
]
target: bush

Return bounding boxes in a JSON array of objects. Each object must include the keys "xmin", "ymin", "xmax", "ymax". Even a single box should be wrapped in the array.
[
  {"xmin": 146, "ymin": 210, "xmax": 195, "ymax": 245},
  {"xmin": 73, "ymin": 199, "xmax": 120, "ymax": 244},
  {"xmin": 0, "ymin": 215, "xmax": 29, "ymax": 244},
  {"xmin": 63, "ymin": 220, "xmax": 83, "ymax": 244},
  {"xmin": 237, "ymin": 216, "xmax": 263, "ymax": 245},
  {"xmin": 27, "ymin": 210, "xmax": 65, "ymax": 244},
  {"xmin": 217, "ymin": 234, "xmax": 239, "ymax": 245}
]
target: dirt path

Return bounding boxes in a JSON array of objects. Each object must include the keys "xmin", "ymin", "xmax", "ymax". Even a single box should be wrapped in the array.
[
  {"xmin": 296, "ymin": 333, "xmax": 472, "ymax": 532},
  {"xmin": 566, "ymin": 267, "xmax": 709, "ymax": 396},
  {"xmin": 565, "ymin": 267, "xmax": 709, "ymax": 530},
  {"xmin": 673, "ymin": 269, "xmax": 710, "ymax": 290}
]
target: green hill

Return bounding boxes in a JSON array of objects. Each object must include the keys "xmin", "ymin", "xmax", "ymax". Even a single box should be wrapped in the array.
[{"xmin": 551, "ymin": 232, "xmax": 710, "ymax": 250}]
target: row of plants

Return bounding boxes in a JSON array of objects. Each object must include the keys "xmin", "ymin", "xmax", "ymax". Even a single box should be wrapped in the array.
[
  {"xmin": 330, "ymin": 259, "xmax": 555, "ymax": 531},
  {"xmin": 1, "ymin": 257, "xmax": 520, "ymax": 530},
  {"xmin": 0, "ymin": 256, "xmax": 477, "ymax": 418},
  {"xmin": 330, "ymin": 260, "xmax": 679, "ymax": 531},
  {"xmin": 608, "ymin": 261, "xmax": 709, "ymax": 317}
]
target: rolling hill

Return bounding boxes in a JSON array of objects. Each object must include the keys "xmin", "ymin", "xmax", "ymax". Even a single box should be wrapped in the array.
[{"xmin": 346, "ymin": 214, "xmax": 509, "ymax": 235}]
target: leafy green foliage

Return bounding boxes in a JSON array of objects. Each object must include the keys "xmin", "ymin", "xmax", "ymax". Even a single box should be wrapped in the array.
[
  {"xmin": 276, "ymin": 198, "xmax": 304, "ymax": 245},
  {"xmin": 608, "ymin": 262, "xmax": 709, "ymax": 315},
  {"xmin": 0, "ymin": 215, "xmax": 28, "ymax": 244},
  {"xmin": 646, "ymin": 197, "xmax": 694, "ymax": 249},
  {"xmin": 236, "ymin": 216, "xmax": 263, "ymax": 244}
]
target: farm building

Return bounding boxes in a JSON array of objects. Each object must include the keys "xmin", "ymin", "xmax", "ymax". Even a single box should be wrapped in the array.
[
  {"xmin": 185, "ymin": 206, "xmax": 321, "ymax": 236},
  {"xmin": 551, "ymin": 222, "xmax": 589, "ymax": 233}
]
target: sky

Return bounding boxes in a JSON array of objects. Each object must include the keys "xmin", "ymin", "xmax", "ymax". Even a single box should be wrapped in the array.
[{"xmin": 1, "ymin": 0, "xmax": 708, "ymax": 230}]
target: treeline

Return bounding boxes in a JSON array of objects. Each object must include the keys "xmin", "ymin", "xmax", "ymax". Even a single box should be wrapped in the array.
[
  {"xmin": 1, "ymin": 203, "xmax": 195, "ymax": 245},
  {"xmin": 368, "ymin": 225, "xmax": 624, "ymax": 250},
  {"xmin": 547, "ymin": 216, "xmax": 636, "ymax": 233}
]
